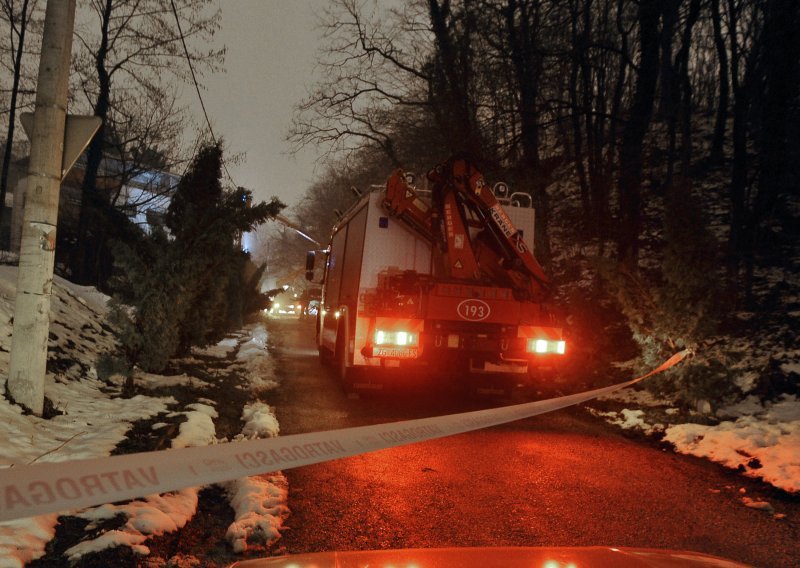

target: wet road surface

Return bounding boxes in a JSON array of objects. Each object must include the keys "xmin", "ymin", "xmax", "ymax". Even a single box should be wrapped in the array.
[{"xmin": 266, "ymin": 317, "xmax": 799, "ymax": 568}]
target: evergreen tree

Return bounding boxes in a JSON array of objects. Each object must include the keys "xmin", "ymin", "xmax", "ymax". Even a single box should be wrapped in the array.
[
  {"xmin": 108, "ymin": 142, "xmax": 283, "ymax": 372},
  {"xmin": 597, "ymin": 182, "xmax": 726, "ymax": 403}
]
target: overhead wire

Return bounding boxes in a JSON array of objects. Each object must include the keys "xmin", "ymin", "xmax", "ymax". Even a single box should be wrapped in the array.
[
  {"xmin": 168, "ymin": 1, "xmax": 314, "ymax": 246},
  {"xmin": 168, "ymin": 0, "xmax": 236, "ymax": 186}
]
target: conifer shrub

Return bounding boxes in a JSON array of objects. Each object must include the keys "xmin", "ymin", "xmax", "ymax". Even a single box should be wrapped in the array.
[
  {"xmin": 596, "ymin": 183, "xmax": 732, "ymax": 404},
  {"xmin": 106, "ymin": 142, "xmax": 283, "ymax": 372}
]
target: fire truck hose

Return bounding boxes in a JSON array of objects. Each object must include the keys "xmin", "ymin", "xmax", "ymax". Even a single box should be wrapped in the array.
[{"xmin": 0, "ymin": 350, "xmax": 689, "ymax": 522}]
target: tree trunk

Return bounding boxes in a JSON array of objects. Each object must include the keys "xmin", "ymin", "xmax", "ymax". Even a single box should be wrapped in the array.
[
  {"xmin": 73, "ymin": 0, "xmax": 113, "ymax": 283},
  {"xmin": 660, "ymin": 0, "xmax": 679, "ymax": 191},
  {"xmin": 504, "ymin": 0, "xmax": 551, "ymax": 264},
  {"xmin": 568, "ymin": 0, "xmax": 591, "ymax": 232},
  {"xmin": 0, "ymin": 0, "xmax": 32, "ymax": 236},
  {"xmin": 677, "ymin": 0, "xmax": 701, "ymax": 179},
  {"xmin": 617, "ymin": 0, "xmax": 661, "ymax": 267},
  {"xmin": 724, "ymin": 0, "xmax": 748, "ymax": 296},
  {"xmin": 427, "ymin": 0, "xmax": 481, "ymax": 157},
  {"xmin": 605, "ymin": 0, "xmax": 629, "ymax": 253},
  {"xmin": 746, "ymin": 0, "xmax": 800, "ymax": 295},
  {"xmin": 709, "ymin": 0, "xmax": 729, "ymax": 165}
]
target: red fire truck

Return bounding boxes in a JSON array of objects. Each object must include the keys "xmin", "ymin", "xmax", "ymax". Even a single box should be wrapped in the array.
[{"xmin": 306, "ymin": 155, "xmax": 565, "ymax": 392}]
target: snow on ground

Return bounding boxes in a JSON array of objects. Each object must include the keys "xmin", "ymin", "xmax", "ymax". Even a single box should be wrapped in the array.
[
  {"xmin": 240, "ymin": 402, "xmax": 281, "ymax": 439},
  {"xmin": 0, "ymin": 267, "xmax": 287, "ymax": 566},
  {"xmin": 224, "ymin": 473, "xmax": 289, "ymax": 554},
  {"xmin": 233, "ymin": 324, "xmax": 279, "ymax": 392},
  {"xmin": 663, "ymin": 395, "xmax": 800, "ymax": 493},
  {"xmin": 66, "ymin": 489, "xmax": 200, "ymax": 561},
  {"xmin": 57, "ymin": 326, "xmax": 289, "ymax": 563},
  {"xmin": 593, "ymin": 387, "xmax": 800, "ymax": 495},
  {"xmin": 194, "ymin": 337, "xmax": 239, "ymax": 359}
]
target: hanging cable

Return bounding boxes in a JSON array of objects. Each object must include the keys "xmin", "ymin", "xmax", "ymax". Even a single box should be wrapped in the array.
[{"xmin": 169, "ymin": 0, "xmax": 235, "ymax": 185}]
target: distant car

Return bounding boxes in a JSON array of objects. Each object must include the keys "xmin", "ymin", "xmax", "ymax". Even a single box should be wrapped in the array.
[{"xmin": 267, "ymin": 290, "xmax": 302, "ymax": 319}]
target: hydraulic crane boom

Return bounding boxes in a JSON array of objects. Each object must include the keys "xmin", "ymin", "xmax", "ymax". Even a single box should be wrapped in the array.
[{"xmin": 384, "ymin": 155, "xmax": 550, "ymax": 300}]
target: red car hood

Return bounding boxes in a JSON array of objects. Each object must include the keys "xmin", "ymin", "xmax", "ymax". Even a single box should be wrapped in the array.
[{"xmin": 230, "ymin": 546, "xmax": 750, "ymax": 567}]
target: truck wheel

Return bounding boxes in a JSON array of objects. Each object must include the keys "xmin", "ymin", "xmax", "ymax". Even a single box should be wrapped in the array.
[{"xmin": 335, "ymin": 328, "xmax": 358, "ymax": 392}]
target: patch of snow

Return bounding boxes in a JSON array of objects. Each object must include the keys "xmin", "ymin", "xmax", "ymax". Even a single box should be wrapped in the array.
[
  {"xmin": 223, "ymin": 474, "xmax": 289, "ymax": 553},
  {"xmin": 193, "ymin": 337, "xmax": 239, "ymax": 359},
  {"xmin": 171, "ymin": 404, "xmax": 218, "ymax": 449},
  {"xmin": 717, "ymin": 395, "xmax": 765, "ymax": 419},
  {"xmin": 663, "ymin": 398, "xmax": 800, "ymax": 493},
  {"xmin": 733, "ymin": 371, "xmax": 760, "ymax": 392},
  {"xmin": 56, "ymin": 329, "xmax": 288, "ymax": 561},
  {"xmin": 1, "ymin": 380, "xmax": 175, "ymax": 469},
  {"xmin": 240, "ymin": 402, "xmax": 280, "ymax": 439},
  {"xmin": 234, "ymin": 324, "xmax": 279, "ymax": 392},
  {"xmin": 66, "ymin": 401, "xmax": 219, "ymax": 559},
  {"xmin": 741, "ymin": 496, "xmax": 774, "ymax": 513},
  {"xmin": 0, "ymin": 267, "xmax": 175, "ymax": 565},
  {"xmin": 221, "ymin": 400, "xmax": 288, "ymax": 552},
  {"xmin": 591, "ymin": 408, "xmax": 664, "ymax": 435},
  {"xmin": 66, "ymin": 489, "xmax": 199, "ymax": 561},
  {"xmin": 0, "ymin": 514, "xmax": 59, "ymax": 568},
  {"xmin": 55, "ymin": 276, "xmax": 111, "ymax": 315},
  {"xmin": 764, "ymin": 395, "xmax": 800, "ymax": 422},
  {"xmin": 780, "ymin": 361, "xmax": 800, "ymax": 375}
]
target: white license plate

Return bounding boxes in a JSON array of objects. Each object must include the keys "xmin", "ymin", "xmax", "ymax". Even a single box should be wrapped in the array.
[{"xmin": 374, "ymin": 347, "xmax": 419, "ymax": 359}]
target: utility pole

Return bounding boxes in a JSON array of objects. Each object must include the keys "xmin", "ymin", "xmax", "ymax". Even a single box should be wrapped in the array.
[{"xmin": 7, "ymin": 0, "xmax": 78, "ymax": 415}]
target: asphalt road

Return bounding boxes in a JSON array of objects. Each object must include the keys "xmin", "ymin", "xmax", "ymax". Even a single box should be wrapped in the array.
[{"xmin": 266, "ymin": 317, "xmax": 799, "ymax": 568}]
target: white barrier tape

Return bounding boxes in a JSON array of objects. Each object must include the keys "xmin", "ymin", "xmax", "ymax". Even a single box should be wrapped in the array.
[{"xmin": 0, "ymin": 350, "xmax": 688, "ymax": 523}]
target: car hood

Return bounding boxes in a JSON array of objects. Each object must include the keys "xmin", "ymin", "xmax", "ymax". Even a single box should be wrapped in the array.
[{"xmin": 229, "ymin": 546, "xmax": 750, "ymax": 567}]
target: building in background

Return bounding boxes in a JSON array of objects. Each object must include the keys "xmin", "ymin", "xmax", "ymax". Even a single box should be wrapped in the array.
[{"xmin": 8, "ymin": 153, "xmax": 179, "ymax": 254}]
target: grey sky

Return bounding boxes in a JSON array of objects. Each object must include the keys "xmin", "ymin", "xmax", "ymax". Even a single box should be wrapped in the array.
[{"xmin": 186, "ymin": 1, "xmax": 323, "ymax": 208}]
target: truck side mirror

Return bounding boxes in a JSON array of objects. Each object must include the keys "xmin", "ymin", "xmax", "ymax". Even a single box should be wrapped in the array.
[{"xmin": 305, "ymin": 251, "xmax": 315, "ymax": 281}]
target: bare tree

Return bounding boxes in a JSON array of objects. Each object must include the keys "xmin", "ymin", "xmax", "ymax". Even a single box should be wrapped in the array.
[
  {"xmin": 617, "ymin": 0, "xmax": 661, "ymax": 267},
  {"xmin": 289, "ymin": 0, "xmax": 435, "ymax": 168},
  {"xmin": 0, "ymin": 0, "xmax": 40, "ymax": 236},
  {"xmin": 565, "ymin": 0, "xmax": 634, "ymax": 249},
  {"xmin": 724, "ymin": 0, "xmax": 761, "ymax": 295},
  {"xmin": 709, "ymin": 0, "xmax": 729, "ymax": 164},
  {"xmin": 68, "ymin": 0, "xmax": 223, "ymax": 284}
]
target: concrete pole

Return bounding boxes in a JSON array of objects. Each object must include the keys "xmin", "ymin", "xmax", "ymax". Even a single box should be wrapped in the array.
[{"xmin": 7, "ymin": 0, "xmax": 76, "ymax": 416}]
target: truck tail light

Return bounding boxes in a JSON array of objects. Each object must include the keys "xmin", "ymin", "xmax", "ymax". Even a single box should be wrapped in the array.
[
  {"xmin": 374, "ymin": 329, "xmax": 418, "ymax": 347},
  {"xmin": 527, "ymin": 339, "xmax": 566, "ymax": 355}
]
